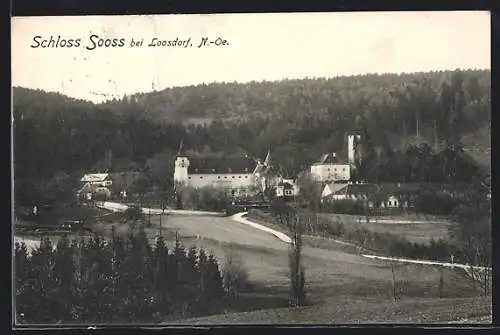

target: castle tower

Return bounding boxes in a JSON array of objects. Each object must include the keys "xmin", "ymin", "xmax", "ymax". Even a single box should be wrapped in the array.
[
  {"xmin": 174, "ymin": 156, "xmax": 190, "ymax": 187},
  {"xmin": 347, "ymin": 134, "xmax": 361, "ymax": 165},
  {"xmin": 173, "ymin": 138, "xmax": 189, "ymax": 187}
]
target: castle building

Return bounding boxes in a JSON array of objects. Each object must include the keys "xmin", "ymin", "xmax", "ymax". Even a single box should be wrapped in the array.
[
  {"xmin": 174, "ymin": 154, "xmax": 265, "ymax": 197},
  {"xmin": 310, "ymin": 152, "xmax": 351, "ymax": 182},
  {"xmin": 310, "ymin": 133, "xmax": 361, "ymax": 183}
]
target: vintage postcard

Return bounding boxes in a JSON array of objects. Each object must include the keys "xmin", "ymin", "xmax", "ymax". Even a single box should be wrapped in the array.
[{"xmin": 11, "ymin": 12, "xmax": 491, "ymax": 326}]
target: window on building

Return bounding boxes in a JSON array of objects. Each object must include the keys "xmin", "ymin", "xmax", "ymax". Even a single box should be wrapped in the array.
[
  {"xmin": 394, "ymin": 201, "xmax": 398, "ymax": 207},
  {"xmin": 218, "ymin": 176, "xmax": 221, "ymax": 179},
  {"xmin": 284, "ymin": 189, "xmax": 292, "ymax": 196},
  {"xmin": 231, "ymin": 190, "xmax": 236, "ymax": 196},
  {"xmin": 200, "ymin": 176, "xmax": 203, "ymax": 179},
  {"xmin": 343, "ymin": 168, "xmax": 346, "ymax": 171},
  {"xmin": 188, "ymin": 177, "xmax": 192, "ymax": 179},
  {"xmin": 224, "ymin": 176, "xmax": 227, "ymax": 179},
  {"xmin": 239, "ymin": 176, "xmax": 242, "ymax": 179},
  {"xmin": 245, "ymin": 176, "xmax": 248, "ymax": 179},
  {"xmin": 232, "ymin": 176, "xmax": 235, "ymax": 179},
  {"xmin": 388, "ymin": 201, "xmax": 392, "ymax": 206}
]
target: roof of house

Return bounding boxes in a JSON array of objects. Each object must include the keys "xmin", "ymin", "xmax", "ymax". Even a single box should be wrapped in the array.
[
  {"xmin": 313, "ymin": 153, "xmax": 341, "ymax": 165},
  {"xmin": 326, "ymin": 182, "xmax": 475, "ymax": 199},
  {"xmin": 323, "ymin": 182, "xmax": 349, "ymax": 194},
  {"xmin": 187, "ymin": 156, "xmax": 257, "ymax": 174},
  {"xmin": 80, "ymin": 173, "xmax": 109, "ymax": 182},
  {"xmin": 276, "ymin": 180, "xmax": 295, "ymax": 187}
]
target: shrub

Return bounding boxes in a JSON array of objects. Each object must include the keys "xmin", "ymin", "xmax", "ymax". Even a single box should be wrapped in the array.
[
  {"xmin": 180, "ymin": 187, "xmax": 228, "ymax": 212},
  {"xmin": 222, "ymin": 246, "xmax": 250, "ymax": 298}
]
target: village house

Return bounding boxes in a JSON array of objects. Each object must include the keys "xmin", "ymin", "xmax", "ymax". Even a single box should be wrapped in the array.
[
  {"xmin": 321, "ymin": 182, "xmax": 413, "ymax": 213},
  {"xmin": 274, "ymin": 178, "xmax": 299, "ymax": 201},
  {"xmin": 80, "ymin": 173, "xmax": 113, "ymax": 187},
  {"xmin": 76, "ymin": 173, "xmax": 113, "ymax": 200}
]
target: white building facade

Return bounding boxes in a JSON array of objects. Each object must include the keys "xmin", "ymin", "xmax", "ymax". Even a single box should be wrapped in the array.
[{"xmin": 174, "ymin": 155, "xmax": 260, "ymax": 197}]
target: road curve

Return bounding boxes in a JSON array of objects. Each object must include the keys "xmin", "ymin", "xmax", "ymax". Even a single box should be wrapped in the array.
[
  {"xmin": 95, "ymin": 201, "xmax": 491, "ymax": 274},
  {"xmin": 97, "ymin": 201, "xmax": 223, "ymax": 216}
]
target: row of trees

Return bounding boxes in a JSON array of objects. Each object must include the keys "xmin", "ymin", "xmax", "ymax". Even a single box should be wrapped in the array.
[
  {"xmin": 15, "ymin": 230, "xmax": 228, "ymax": 324},
  {"xmin": 354, "ymin": 141, "xmax": 483, "ymax": 184}
]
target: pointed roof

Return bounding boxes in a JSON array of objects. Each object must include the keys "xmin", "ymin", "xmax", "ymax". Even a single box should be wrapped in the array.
[
  {"xmin": 80, "ymin": 173, "xmax": 109, "ymax": 183},
  {"xmin": 177, "ymin": 138, "xmax": 185, "ymax": 156},
  {"xmin": 264, "ymin": 149, "xmax": 271, "ymax": 165}
]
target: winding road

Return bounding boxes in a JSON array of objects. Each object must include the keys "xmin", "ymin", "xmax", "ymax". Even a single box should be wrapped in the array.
[{"xmin": 96, "ymin": 201, "xmax": 491, "ymax": 274}]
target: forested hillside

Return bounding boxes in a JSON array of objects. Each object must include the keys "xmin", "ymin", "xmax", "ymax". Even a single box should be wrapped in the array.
[{"xmin": 13, "ymin": 69, "xmax": 491, "ymax": 206}]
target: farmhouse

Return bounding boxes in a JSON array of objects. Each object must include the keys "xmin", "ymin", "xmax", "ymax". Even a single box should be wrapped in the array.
[
  {"xmin": 77, "ymin": 173, "xmax": 113, "ymax": 200},
  {"xmin": 80, "ymin": 173, "xmax": 112, "ymax": 187},
  {"xmin": 321, "ymin": 182, "xmax": 411, "ymax": 211}
]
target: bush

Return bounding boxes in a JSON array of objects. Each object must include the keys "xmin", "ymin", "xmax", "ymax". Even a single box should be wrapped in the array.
[
  {"xmin": 321, "ymin": 200, "xmax": 368, "ymax": 215},
  {"xmin": 123, "ymin": 205, "xmax": 144, "ymax": 221},
  {"xmin": 414, "ymin": 193, "xmax": 458, "ymax": 215},
  {"xmin": 180, "ymin": 187, "xmax": 228, "ymax": 212},
  {"xmin": 222, "ymin": 247, "xmax": 250, "ymax": 298}
]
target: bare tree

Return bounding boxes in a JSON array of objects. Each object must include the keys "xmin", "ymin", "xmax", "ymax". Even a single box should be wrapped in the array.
[
  {"xmin": 274, "ymin": 201, "xmax": 307, "ymax": 307},
  {"xmin": 438, "ymin": 267, "xmax": 444, "ymax": 298},
  {"xmin": 389, "ymin": 261, "xmax": 401, "ymax": 302}
]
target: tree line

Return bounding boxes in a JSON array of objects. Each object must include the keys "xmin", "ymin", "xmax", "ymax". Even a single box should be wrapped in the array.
[
  {"xmin": 13, "ymin": 69, "xmax": 490, "ymax": 207},
  {"xmin": 15, "ymin": 230, "xmax": 230, "ymax": 324}
]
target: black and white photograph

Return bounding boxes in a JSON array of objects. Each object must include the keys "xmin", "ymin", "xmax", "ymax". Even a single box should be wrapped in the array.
[{"xmin": 12, "ymin": 11, "xmax": 491, "ymax": 326}]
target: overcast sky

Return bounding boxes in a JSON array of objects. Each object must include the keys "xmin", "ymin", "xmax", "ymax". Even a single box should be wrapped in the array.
[{"xmin": 12, "ymin": 11, "xmax": 490, "ymax": 103}]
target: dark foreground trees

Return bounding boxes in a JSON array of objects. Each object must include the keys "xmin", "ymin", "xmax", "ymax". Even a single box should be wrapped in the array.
[{"xmin": 14, "ymin": 231, "xmax": 226, "ymax": 324}]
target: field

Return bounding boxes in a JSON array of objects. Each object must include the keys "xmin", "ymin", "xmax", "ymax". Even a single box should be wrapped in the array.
[
  {"xmin": 319, "ymin": 213, "xmax": 453, "ymax": 244},
  {"xmin": 248, "ymin": 209, "xmax": 454, "ymax": 245},
  {"xmin": 15, "ymin": 212, "xmax": 491, "ymax": 324}
]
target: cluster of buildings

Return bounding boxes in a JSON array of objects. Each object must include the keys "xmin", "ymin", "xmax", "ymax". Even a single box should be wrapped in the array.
[
  {"xmin": 173, "ymin": 133, "xmax": 362, "ymax": 202},
  {"xmin": 77, "ymin": 130, "xmax": 488, "ymax": 214}
]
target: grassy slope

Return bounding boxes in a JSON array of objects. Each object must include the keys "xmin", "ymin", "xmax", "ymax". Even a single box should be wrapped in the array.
[
  {"xmin": 56, "ymin": 214, "xmax": 489, "ymax": 324},
  {"xmin": 168, "ymin": 296, "xmax": 491, "ymax": 324}
]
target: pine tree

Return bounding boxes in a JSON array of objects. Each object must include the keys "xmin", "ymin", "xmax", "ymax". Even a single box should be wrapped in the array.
[
  {"xmin": 197, "ymin": 248, "xmax": 209, "ymax": 313},
  {"xmin": 15, "ymin": 242, "xmax": 30, "ymax": 323},
  {"xmin": 28, "ymin": 236, "xmax": 56, "ymax": 322},
  {"xmin": 206, "ymin": 253, "xmax": 224, "ymax": 313},
  {"xmin": 170, "ymin": 232, "xmax": 187, "ymax": 317},
  {"xmin": 151, "ymin": 235, "xmax": 169, "ymax": 318},
  {"xmin": 53, "ymin": 234, "xmax": 75, "ymax": 322}
]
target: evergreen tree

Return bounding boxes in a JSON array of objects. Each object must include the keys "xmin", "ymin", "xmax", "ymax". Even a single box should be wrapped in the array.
[{"xmin": 52, "ymin": 235, "xmax": 75, "ymax": 321}]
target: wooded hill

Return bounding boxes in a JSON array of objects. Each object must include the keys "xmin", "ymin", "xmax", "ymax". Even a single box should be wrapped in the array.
[{"xmin": 13, "ymin": 69, "xmax": 491, "ymax": 205}]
